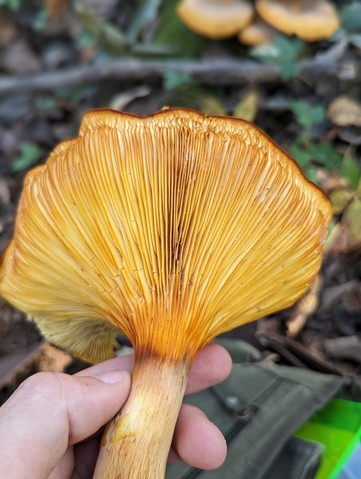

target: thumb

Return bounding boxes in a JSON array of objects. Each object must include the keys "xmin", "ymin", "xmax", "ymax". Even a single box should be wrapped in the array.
[{"xmin": 0, "ymin": 369, "xmax": 130, "ymax": 479}]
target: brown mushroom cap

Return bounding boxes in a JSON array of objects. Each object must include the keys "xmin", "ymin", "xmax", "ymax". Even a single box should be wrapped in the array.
[
  {"xmin": 177, "ymin": 0, "xmax": 254, "ymax": 39},
  {"xmin": 256, "ymin": 0, "xmax": 340, "ymax": 42},
  {"xmin": 238, "ymin": 15, "xmax": 278, "ymax": 45},
  {"xmin": 0, "ymin": 109, "xmax": 331, "ymax": 364}
]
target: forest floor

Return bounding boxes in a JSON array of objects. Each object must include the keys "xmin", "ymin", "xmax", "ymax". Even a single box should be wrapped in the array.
[{"xmin": 0, "ymin": 0, "xmax": 361, "ymax": 405}]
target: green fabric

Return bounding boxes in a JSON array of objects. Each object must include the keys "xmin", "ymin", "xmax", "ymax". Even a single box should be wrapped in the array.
[{"xmin": 166, "ymin": 340, "xmax": 345, "ymax": 479}]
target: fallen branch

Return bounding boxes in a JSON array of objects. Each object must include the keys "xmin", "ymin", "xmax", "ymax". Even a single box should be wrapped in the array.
[{"xmin": 0, "ymin": 56, "xmax": 358, "ymax": 95}]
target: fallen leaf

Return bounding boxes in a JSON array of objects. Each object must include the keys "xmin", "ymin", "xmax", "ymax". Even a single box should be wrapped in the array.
[
  {"xmin": 343, "ymin": 195, "xmax": 361, "ymax": 247},
  {"xmin": 325, "ymin": 222, "xmax": 348, "ymax": 255},
  {"xmin": 233, "ymin": 89, "xmax": 259, "ymax": 122},
  {"xmin": 109, "ymin": 86, "xmax": 151, "ymax": 111},
  {"xmin": 327, "ymin": 96, "xmax": 361, "ymax": 127},
  {"xmin": 37, "ymin": 343, "xmax": 72, "ymax": 372},
  {"xmin": 198, "ymin": 96, "xmax": 226, "ymax": 116},
  {"xmin": 316, "ymin": 168, "xmax": 347, "ymax": 192},
  {"xmin": 287, "ymin": 276, "xmax": 322, "ymax": 337},
  {"xmin": 75, "ymin": 3, "xmax": 130, "ymax": 54},
  {"xmin": 0, "ymin": 16, "xmax": 17, "ymax": 46},
  {"xmin": 46, "ymin": 0, "xmax": 69, "ymax": 18},
  {"xmin": 329, "ymin": 187, "xmax": 353, "ymax": 215},
  {"xmin": 2, "ymin": 40, "xmax": 42, "ymax": 75}
]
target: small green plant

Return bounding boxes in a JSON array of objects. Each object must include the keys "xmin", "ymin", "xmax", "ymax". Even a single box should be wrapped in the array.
[
  {"xmin": 290, "ymin": 100, "xmax": 325, "ymax": 131},
  {"xmin": 250, "ymin": 35, "xmax": 304, "ymax": 81},
  {"xmin": 289, "ymin": 100, "xmax": 342, "ymax": 181},
  {"xmin": 32, "ymin": 8, "xmax": 49, "ymax": 31},
  {"xmin": 340, "ymin": 1, "xmax": 361, "ymax": 48},
  {"xmin": 163, "ymin": 71, "xmax": 193, "ymax": 91},
  {"xmin": 0, "ymin": 0, "xmax": 20, "ymax": 11},
  {"xmin": 12, "ymin": 142, "xmax": 41, "ymax": 173},
  {"xmin": 340, "ymin": 156, "xmax": 361, "ymax": 191}
]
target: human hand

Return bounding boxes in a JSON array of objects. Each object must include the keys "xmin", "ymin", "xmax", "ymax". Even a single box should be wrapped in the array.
[{"xmin": 0, "ymin": 343, "xmax": 231, "ymax": 479}]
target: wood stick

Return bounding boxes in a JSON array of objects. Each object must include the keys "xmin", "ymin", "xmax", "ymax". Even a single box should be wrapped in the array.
[{"xmin": 0, "ymin": 56, "xmax": 358, "ymax": 95}]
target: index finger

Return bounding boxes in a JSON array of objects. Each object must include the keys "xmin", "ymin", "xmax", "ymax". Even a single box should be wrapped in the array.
[{"xmin": 76, "ymin": 343, "xmax": 232, "ymax": 394}]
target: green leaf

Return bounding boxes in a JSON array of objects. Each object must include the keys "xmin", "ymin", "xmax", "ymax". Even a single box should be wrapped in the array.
[
  {"xmin": 304, "ymin": 166, "xmax": 318, "ymax": 183},
  {"xmin": 308, "ymin": 143, "xmax": 343, "ymax": 169},
  {"xmin": 251, "ymin": 35, "xmax": 304, "ymax": 80},
  {"xmin": 127, "ymin": 0, "xmax": 162, "ymax": 43},
  {"xmin": 290, "ymin": 144, "xmax": 311, "ymax": 168},
  {"xmin": 290, "ymin": 141, "xmax": 343, "ymax": 173},
  {"xmin": 341, "ymin": 2, "xmax": 361, "ymax": 32},
  {"xmin": 349, "ymin": 33, "xmax": 361, "ymax": 49},
  {"xmin": 0, "ymin": 0, "xmax": 20, "ymax": 11},
  {"xmin": 154, "ymin": 0, "xmax": 207, "ymax": 58},
  {"xmin": 340, "ymin": 157, "xmax": 361, "ymax": 190},
  {"xmin": 274, "ymin": 35, "xmax": 304, "ymax": 62},
  {"xmin": 12, "ymin": 143, "xmax": 41, "ymax": 173},
  {"xmin": 290, "ymin": 100, "xmax": 325, "ymax": 130},
  {"xmin": 56, "ymin": 85, "xmax": 96, "ymax": 102},
  {"xmin": 35, "ymin": 96, "xmax": 57, "ymax": 110},
  {"xmin": 32, "ymin": 8, "xmax": 49, "ymax": 31},
  {"xmin": 163, "ymin": 71, "xmax": 192, "ymax": 91},
  {"xmin": 280, "ymin": 61, "xmax": 298, "ymax": 81},
  {"xmin": 75, "ymin": 3, "xmax": 130, "ymax": 55},
  {"xmin": 76, "ymin": 31, "xmax": 98, "ymax": 49}
]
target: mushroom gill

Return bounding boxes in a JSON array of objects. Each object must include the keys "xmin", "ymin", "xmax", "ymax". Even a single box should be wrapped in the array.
[{"xmin": 0, "ymin": 109, "xmax": 332, "ymax": 478}]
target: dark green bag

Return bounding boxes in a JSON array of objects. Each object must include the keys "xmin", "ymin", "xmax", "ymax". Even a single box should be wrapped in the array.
[{"xmin": 167, "ymin": 339, "xmax": 358, "ymax": 479}]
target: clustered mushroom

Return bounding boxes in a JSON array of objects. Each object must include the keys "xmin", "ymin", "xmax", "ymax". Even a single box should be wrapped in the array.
[
  {"xmin": 0, "ymin": 109, "xmax": 331, "ymax": 478},
  {"xmin": 177, "ymin": 0, "xmax": 340, "ymax": 44},
  {"xmin": 177, "ymin": 0, "xmax": 254, "ymax": 39}
]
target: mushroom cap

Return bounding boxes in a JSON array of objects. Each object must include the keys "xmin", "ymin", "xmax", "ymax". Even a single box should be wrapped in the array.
[
  {"xmin": 0, "ymin": 109, "xmax": 331, "ymax": 363},
  {"xmin": 256, "ymin": 0, "xmax": 340, "ymax": 42},
  {"xmin": 238, "ymin": 15, "xmax": 278, "ymax": 45},
  {"xmin": 177, "ymin": 0, "xmax": 254, "ymax": 39}
]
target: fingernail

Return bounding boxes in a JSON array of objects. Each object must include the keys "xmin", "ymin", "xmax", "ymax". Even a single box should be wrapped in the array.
[{"xmin": 95, "ymin": 369, "xmax": 130, "ymax": 385}]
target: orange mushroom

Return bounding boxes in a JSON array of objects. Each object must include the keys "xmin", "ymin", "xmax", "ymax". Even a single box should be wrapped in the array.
[
  {"xmin": 238, "ymin": 15, "xmax": 278, "ymax": 45},
  {"xmin": 0, "ymin": 109, "xmax": 331, "ymax": 478},
  {"xmin": 176, "ymin": 0, "xmax": 254, "ymax": 39},
  {"xmin": 256, "ymin": 0, "xmax": 340, "ymax": 42}
]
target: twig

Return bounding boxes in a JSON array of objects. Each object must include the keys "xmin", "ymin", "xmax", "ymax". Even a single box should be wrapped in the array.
[{"xmin": 0, "ymin": 56, "xmax": 358, "ymax": 96}]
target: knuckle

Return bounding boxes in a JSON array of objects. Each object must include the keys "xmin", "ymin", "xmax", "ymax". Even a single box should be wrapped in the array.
[{"xmin": 16, "ymin": 371, "xmax": 65, "ymax": 399}]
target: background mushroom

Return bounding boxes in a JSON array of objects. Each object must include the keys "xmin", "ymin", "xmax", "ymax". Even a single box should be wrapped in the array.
[
  {"xmin": 238, "ymin": 15, "xmax": 278, "ymax": 46},
  {"xmin": 0, "ymin": 109, "xmax": 331, "ymax": 478},
  {"xmin": 176, "ymin": 0, "xmax": 254, "ymax": 39},
  {"xmin": 256, "ymin": 0, "xmax": 340, "ymax": 42}
]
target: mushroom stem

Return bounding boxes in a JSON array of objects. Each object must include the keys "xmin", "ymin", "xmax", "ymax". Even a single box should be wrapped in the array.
[{"xmin": 93, "ymin": 351, "xmax": 191, "ymax": 478}]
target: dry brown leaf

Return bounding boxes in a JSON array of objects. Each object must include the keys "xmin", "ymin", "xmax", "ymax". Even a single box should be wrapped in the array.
[
  {"xmin": 2, "ymin": 40, "xmax": 42, "ymax": 75},
  {"xmin": 46, "ymin": 0, "xmax": 70, "ymax": 18},
  {"xmin": 0, "ymin": 16, "xmax": 17, "ymax": 46},
  {"xmin": 37, "ymin": 343, "xmax": 72, "ymax": 372},
  {"xmin": 343, "ymin": 195, "xmax": 361, "ymax": 247},
  {"xmin": 316, "ymin": 168, "xmax": 348, "ymax": 193},
  {"xmin": 287, "ymin": 276, "xmax": 322, "ymax": 337},
  {"xmin": 326, "ymin": 193, "xmax": 361, "ymax": 255},
  {"xmin": 327, "ymin": 96, "xmax": 361, "ymax": 127},
  {"xmin": 109, "ymin": 86, "xmax": 151, "ymax": 112}
]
